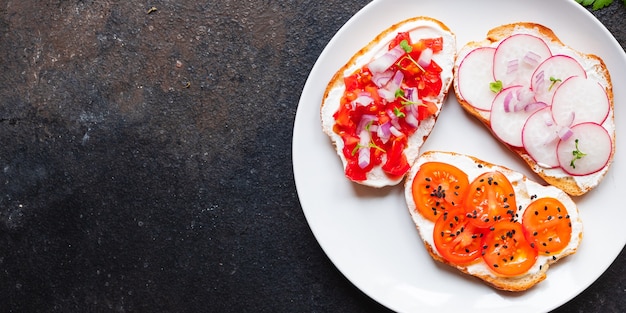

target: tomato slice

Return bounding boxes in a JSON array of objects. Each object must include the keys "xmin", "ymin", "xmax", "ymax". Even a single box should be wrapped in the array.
[
  {"xmin": 433, "ymin": 207, "xmax": 484, "ymax": 264},
  {"xmin": 482, "ymin": 221, "xmax": 538, "ymax": 276},
  {"xmin": 464, "ymin": 171, "xmax": 516, "ymax": 228},
  {"xmin": 411, "ymin": 162, "xmax": 469, "ymax": 222},
  {"xmin": 522, "ymin": 197, "xmax": 572, "ymax": 256}
]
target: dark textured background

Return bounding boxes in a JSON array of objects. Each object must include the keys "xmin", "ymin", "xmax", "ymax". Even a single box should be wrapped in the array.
[{"xmin": 0, "ymin": 1, "xmax": 624, "ymax": 312}]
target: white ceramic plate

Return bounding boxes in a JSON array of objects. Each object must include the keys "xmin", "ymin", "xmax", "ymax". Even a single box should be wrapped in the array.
[{"xmin": 293, "ymin": 0, "xmax": 626, "ymax": 312}]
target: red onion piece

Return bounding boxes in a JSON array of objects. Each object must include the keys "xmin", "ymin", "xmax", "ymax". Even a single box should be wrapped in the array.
[
  {"xmin": 523, "ymin": 51, "xmax": 541, "ymax": 67},
  {"xmin": 358, "ymin": 147, "xmax": 370, "ymax": 169},
  {"xmin": 557, "ymin": 126, "xmax": 574, "ymax": 141},
  {"xmin": 563, "ymin": 111, "xmax": 576, "ymax": 126},
  {"xmin": 417, "ymin": 48, "xmax": 433, "ymax": 68},
  {"xmin": 377, "ymin": 122, "xmax": 391, "ymax": 144},
  {"xmin": 357, "ymin": 114, "xmax": 377, "ymax": 133},
  {"xmin": 503, "ymin": 90, "xmax": 516, "ymax": 113},
  {"xmin": 389, "ymin": 126, "xmax": 402, "ymax": 137},
  {"xmin": 372, "ymin": 70, "xmax": 394, "ymax": 88},
  {"xmin": 524, "ymin": 101, "xmax": 548, "ymax": 112},
  {"xmin": 506, "ymin": 59, "xmax": 519, "ymax": 74},
  {"xmin": 368, "ymin": 45, "xmax": 405, "ymax": 74},
  {"xmin": 405, "ymin": 111, "xmax": 418, "ymax": 128},
  {"xmin": 353, "ymin": 94, "xmax": 374, "ymax": 107},
  {"xmin": 378, "ymin": 70, "xmax": 404, "ymax": 102}
]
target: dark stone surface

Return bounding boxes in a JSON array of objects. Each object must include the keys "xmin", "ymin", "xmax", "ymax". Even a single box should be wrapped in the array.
[{"xmin": 0, "ymin": 1, "xmax": 623, "ymax": 312}]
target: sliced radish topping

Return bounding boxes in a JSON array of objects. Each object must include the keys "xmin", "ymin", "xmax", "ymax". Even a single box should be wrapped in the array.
[
  {"xmin": 556, "ymin": 123, "xmax": 612, "ymax": 176},
  {"xmin": 456, "ymin": 47, "xmax": 497, "ymax": 111},
  {"xmin": 522, "ymin": 107, "xmax": 560, "ymax": 168},
  {"xmin": 531, "ymin": 55, "xmax": 586, "ymax": 104},
  {"xmin": 551, "ymin": 76, "xmax": 610, "ymax": 126},
  {"xmin": 493, "ymin": 34, "xmax": 552, "ymax": 86},
  {"xmin": 368, "ymin": 45, "xmax": 405, "ymax": 74},
  {"xmin": 491, "ymin": 86, "xmax": 544, "ymax": 147}
]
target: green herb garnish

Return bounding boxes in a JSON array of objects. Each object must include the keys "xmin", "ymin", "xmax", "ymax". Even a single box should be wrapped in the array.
[
  {"xmin": 490, "ymin": 80, "xmax": 503, "ymax": 93},
  {"xmin": 570, "ymin": 139, "xmax": 587, "ymax": 169},
  {"xmin": 400, "ymin": 39, "xmax": 413, "ymax": 53},
  {"xmin": 393, "ymin": 107, "xmax": 406, "ymax": 118},
  {"xmin": 549, "ymin": 76, "xmax": 562, "ymax": 91}
]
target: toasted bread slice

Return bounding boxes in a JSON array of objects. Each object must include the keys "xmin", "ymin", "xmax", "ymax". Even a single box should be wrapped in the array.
[
  {"xmin": 453, "ymin": 23, "xmax": 614, "ymax": 196},
  {"xmin": 405, "ymin": 151, "xmax": 583, "ymax": 291},
  {"xmin": 321, "ymin": 16, "xmax": 456, "ymax": 187}
]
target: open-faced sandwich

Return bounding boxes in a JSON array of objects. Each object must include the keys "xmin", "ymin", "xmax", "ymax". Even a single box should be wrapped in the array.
[
  {"xmin": 321, "ymin": 16, "xmax": 456, "ymax": 187},
  {"xmin": 405, "ymin": 150, "xmax": 583, "ymax": 291},
  {"xmin": 453, "ymin": 22, "xmax": 614, "ymax": 196}
]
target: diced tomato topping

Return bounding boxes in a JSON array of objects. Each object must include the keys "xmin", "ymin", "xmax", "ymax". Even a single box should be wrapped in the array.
[{"xmin": 332, "ymin": 31, "xmax": 445, "ymax": 182}]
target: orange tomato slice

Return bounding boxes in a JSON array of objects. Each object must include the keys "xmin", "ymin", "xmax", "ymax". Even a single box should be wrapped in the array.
[
  {"xmin": 482, "ymin": 221, "xmax": 538, "ymax": 276},
  {"xmin": 463, "ymin": 171, "xmax": 516, "ymax": 228},
  {"xmin": 522, "ymin": 197, "xmax": 572, "ymax": 256},
  {"xmin": 411, "ymin": 162, "xmax": 469, "ymax": 222},
  {"xmin": 434, "ymin": 207, "xmax": 484, "ymax": 265}
]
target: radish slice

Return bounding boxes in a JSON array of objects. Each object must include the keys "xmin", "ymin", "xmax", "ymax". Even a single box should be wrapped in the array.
[
  {"xmin": 521, "ymin": 107, "xmax": 560, "ymax": 168},
  {"xmin": 531, "ymin": 55, "xmax": 586, "ymax": 104},
  {"xmin": 551, "ymin": 76, "xmax": 610, "ymax": 126},
  {"xmin": 493, "ymin": 34, "xmax": 552, "ymax": 86},
  {"xmin": 556, "ymin": 122, "xmax": 612, "ymax": 176},
  {"xmin": 491, "ymin": 86, "xmax": 544, "ymax": 147},
  {"xmin": 456, "ymin": 47, "xmax": 497, "ymax": 111}
]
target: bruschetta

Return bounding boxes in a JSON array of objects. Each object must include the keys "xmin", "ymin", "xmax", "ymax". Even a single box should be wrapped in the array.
[
  {"xmin": 405, "ymin": 150, "xmax": 583, "ymax": 291},
  {"xmin": 453, "ymin": 22, "xmax": 615, "ymax": 196},
  {"xmin": 321, "ymin": 16, "xmax": 456, "ymax": 187}
]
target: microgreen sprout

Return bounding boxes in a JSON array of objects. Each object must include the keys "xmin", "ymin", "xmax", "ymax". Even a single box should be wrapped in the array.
[
  {"xmin": 549, "ymin": 76, "xmax": 562, "ymax": 91},
  {"xmin": 570, "ymin": 139, "xmax": 587, "ymax": 169}
]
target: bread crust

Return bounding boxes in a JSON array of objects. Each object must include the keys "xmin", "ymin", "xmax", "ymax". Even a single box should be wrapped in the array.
[
  {"xmin": 405, "ymin": 151, "xmax": 583, "ymax": 291},
  {"xmin": 320, "ymin": 16, "xmax": 456, "ymax": 187},
  {"xmin": 453, "ymin": 23, "xmax": 615, "ymax": 196}
]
